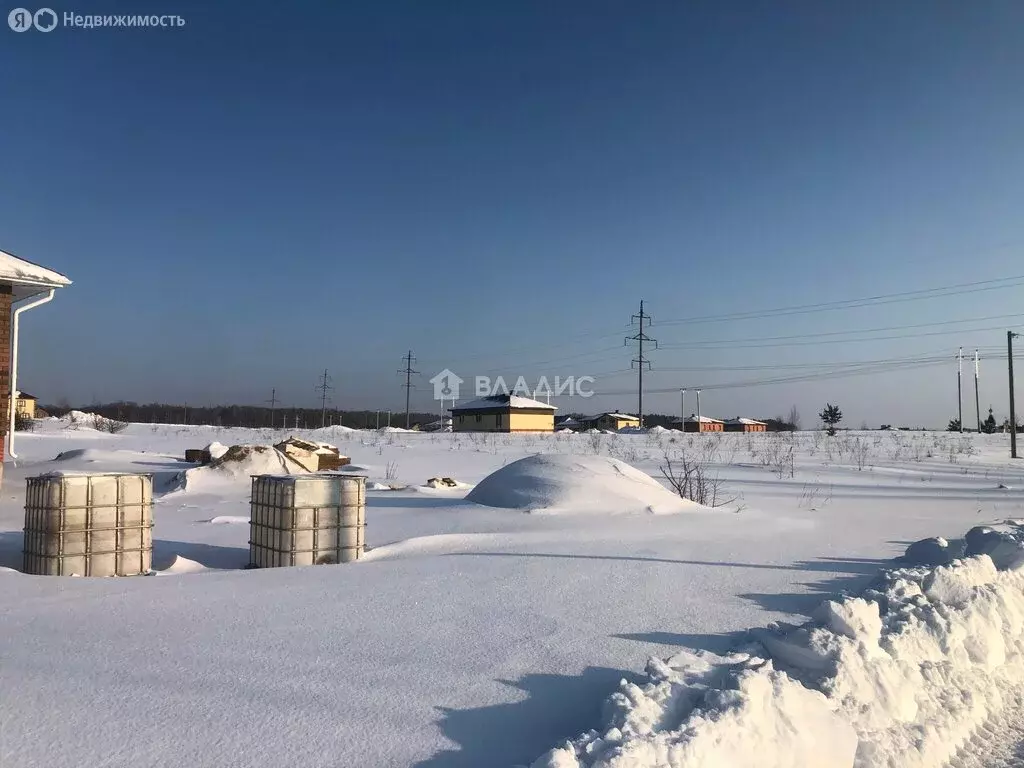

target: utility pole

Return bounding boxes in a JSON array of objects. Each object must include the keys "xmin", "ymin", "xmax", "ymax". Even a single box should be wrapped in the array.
[
  {"xmin": 974, "ymin": 350, "xmax": 981, "ymax": 433},
  {"xmin": 183, "ymin": 401, "xmax": 188, "ymax": 426},
  {"xmin": 957, "ymin": 347, "xmax": 963, "ymax": 433},
  {"xmin": 375, "ymin": 410, "xmax": 380, "ymax": 430},
  {"xmin": 1010, "ymin": 331, "xmax": 1019, "ymax": 459},
  {"xmin": 696, "ymin": 389, "xmax": 702, "ymax": 432},
  {"xmin": 625, "ymin": 300, "xmax": 657, "ymax": 429},
  {"xmin": 316, "ymin": 370, "xmax": 333, "ymax": 429},
  {"xmin": 680, "ymin": 389, "xmax": 686, "ymax": 429},
  {"xmin": 387, "ymin": 410, "xmax": 391, "ymax": 428},
  {"xmin": 266, "ymin": 388, "xmax": 277, "ymax": 429},
  {"xmin": 398, "ymin": 351, "xmax": 420, "ymax": 429}
]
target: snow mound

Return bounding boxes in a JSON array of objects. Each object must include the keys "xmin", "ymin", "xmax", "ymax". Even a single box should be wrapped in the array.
[
  {"xmin": 157, "ymin": 555, "xmax": 207, "ymax": 575},
  {"xmin": 53, "ymin": 448, "xmax": 135, "ymax": 463},
  {"xmin": 532, "ymin": 521, "xmax": 1024, "ymax": 768},
  {"xmin": 466, "ymin": 454, "xmax": 698, "ymax": 515},
  {"xmin": 204, "ymin": 441, "xmax": 230, "ymax": 460},
  {"xmin": 208, "ymin": 516, "xmax": 248, "ymax": 525},
  {"xmin": 175, "ymin": 444, "xmax": 307, "ymax": 491}
]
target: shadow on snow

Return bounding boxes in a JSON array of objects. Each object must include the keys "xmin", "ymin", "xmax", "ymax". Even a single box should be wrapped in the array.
[{"xmin": 413, "ymin": 666, "xmax": 642, "ymax": 768}]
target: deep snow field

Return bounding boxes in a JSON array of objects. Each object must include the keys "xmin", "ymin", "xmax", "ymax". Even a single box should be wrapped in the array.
[{"xmin": 2, "ymin": 417, "xmax": 1024, "ymax": 768}]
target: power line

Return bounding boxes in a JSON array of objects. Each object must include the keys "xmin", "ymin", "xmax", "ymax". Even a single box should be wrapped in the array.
[
  {"xmin": 657, "ymin": 312, "xmax": 1024, "ymax": 349},
  {"xmin": 265, "ymin": 388, "xmax": 277, "ymax": 429},
  {"xmin": 657, "ymin": 322, "xmax": 1024, "ymax": 350},
  {"xmin": 593, "ymin": 358, "xmax": 950, "ymax": 396},
  {"xmin": 410, "ymin": 274, "xmax": 1024, "ymax": 377},
  {"xmin": 654, "ymin": 274, "xmax": 1024, "ymax": 328},
  {"xmin": 625, "ymin": 300, "xmax": 656, "ymax": 427},
  {"xmin": 398, "ymin": 351, "xmax": 420, "ymax": 429},
  {"xmin": 315, "ymin": 369, "xmax": 333, "ymax": 429}
]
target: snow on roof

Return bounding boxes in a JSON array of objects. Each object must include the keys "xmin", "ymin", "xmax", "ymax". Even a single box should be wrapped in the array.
[
  {"xmin": 725, "ymin": 417, "xmax": 767, "ymax": 425},
  {"xmin": 0, "ymin": 249, "xmax": 71, "ymax": 300},
  {"xmin": 577, "ymin": 413, "xmax": 639, "ymax": 422},
  {"xmin": 16, "ymin": 392, "xmax": 38, "ymax": 400},
  {"xmin": 675, "ymin": 415, "xmax": 725, "ymax": 424},
  {"xmin": 451, "ymin": 394, "xmax": 557, "ymax": 412}
]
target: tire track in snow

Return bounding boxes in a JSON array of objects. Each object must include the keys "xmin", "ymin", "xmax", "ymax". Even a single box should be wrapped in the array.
[{"xmin": 946, "ymin": 689, "xmax": 1024, "ymax": 768}]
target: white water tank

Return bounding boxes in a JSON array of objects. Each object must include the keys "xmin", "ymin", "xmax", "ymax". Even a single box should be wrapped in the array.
[
  {"xmin": 249, "ymin": 474, "xmax": 366, "ymax": 567},
  {"xmin": 23, "ymin": 473, "xmax": 154, "ymax": 577}
]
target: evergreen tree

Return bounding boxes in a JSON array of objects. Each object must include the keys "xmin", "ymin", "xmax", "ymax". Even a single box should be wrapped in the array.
[{"xmin": 819, "ymin": 403, "xmax": 842, "ymax": 436}]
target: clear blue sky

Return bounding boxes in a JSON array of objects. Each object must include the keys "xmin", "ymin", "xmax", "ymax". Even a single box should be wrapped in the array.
[{"xmin": 2, "ymin": 1, "xmax": 1022, "ymax": 427}]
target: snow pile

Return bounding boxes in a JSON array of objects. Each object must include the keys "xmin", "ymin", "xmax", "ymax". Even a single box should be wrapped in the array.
[
  {"xmin": 533, "ymin": 527, "xmax": 1024, "ymax": 768},
  {"xmin": 466, "ymin": 454, "xmax": 698, "ymax": 515},
  {"xmin": 174, "ymin": 444, "xmax": 308, "ymax": 491},
  {"xmin": 646, "ymin": 425, "xmax": 671, "ymax": 434},
  {"xmin": 56, "ymin": 410, "xmax": 103, "ymax": 430},
  {"xmin": 157, "ymin": 555, "xmax": 207, "ymax": 575},
  {"xmin": 204, "ymin": 441, "xmax": 230, "ymax": 461}
]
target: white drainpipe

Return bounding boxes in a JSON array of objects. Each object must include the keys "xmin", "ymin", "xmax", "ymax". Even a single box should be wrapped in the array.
[{"xmin": 8, "ymin": 289, "xmax": 55, "ymax": 460}]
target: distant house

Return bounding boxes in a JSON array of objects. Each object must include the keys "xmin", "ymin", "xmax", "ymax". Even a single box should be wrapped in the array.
[
  {"xmin": 724, "ymin": 417, "xmax": 767, "ymax": 433},
  {"xmin": 15, "ymin": 392, "xmax": 37, "ymax": 419},
  {"xmin": 577, "ymin": 412, "xmax": 641, "ymax": 431},
  {"xmin": 674, "ymin": 414, "xmax": 725, "ymax": 433},
  {"xmin": 451, "ymin": 394, "xmax": 556, "ymax": 433}
]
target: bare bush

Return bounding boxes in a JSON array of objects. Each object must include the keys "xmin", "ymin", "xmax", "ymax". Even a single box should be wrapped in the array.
[
  {"xmin": 798, "ymin": 481, "xmax": 833, "ymax": 510},
  {"xmin": 92, "ymin": 415, "xmax": 129, "ymax": 434},
  {"xmin": 659, "ymin": 450, "xmax": 735, "ymax": 507},
  {"xmin": 385, "ymin": 461, "xmax": 400, "ymax": 482},
  {"xmin": 852, "ymin": 437, "xmax": 870, "ymax": 471}
]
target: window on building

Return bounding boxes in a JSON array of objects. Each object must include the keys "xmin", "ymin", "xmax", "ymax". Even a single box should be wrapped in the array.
[{"xmin": 475, "ymin": 414, "xmax": 482, "ymax": 422}]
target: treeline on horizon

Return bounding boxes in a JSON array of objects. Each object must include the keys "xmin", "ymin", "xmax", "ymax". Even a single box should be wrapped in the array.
[
  {"xmin": 42, "ymin": 402, "xmax": 446, "ymax": 430},
  {"xmin": 40, "ymin": 402, "xmax": 801, "ymax": 432}
]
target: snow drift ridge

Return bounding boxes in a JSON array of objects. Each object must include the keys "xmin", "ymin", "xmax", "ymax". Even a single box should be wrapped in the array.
[{"xmin": 532, "ymin": 522, "xmax": 1024, "ymax": 768}]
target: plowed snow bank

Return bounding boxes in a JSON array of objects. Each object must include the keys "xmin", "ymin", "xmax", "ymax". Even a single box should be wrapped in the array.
[{"xmin": 534, "ymin": 522, "xmax": 1024, "ymax": 768}]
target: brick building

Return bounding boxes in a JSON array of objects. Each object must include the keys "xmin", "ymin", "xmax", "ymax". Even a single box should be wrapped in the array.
[{"xmin": 0, "ymin": 250, "xmax": 72, "ymax": 485}]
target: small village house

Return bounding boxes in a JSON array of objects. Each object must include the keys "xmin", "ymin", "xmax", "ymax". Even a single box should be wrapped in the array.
[
  {"xmin": 724, "ymin": 417, "xmax": 767, "ymax": 433},
  {"xmin": 451, "ymin": 394, "xmax": 556, "ymax": 433},
  {"xmin": 15, "ymin": 392, "xmax": 37, "ymax": 419},
  {"xmin": 675, "ymin": 414, "xmax": 725, "ymax": 433},
  {"xmin": 576, "ymin": 412, "xmax": 641, "ymax": 431}
]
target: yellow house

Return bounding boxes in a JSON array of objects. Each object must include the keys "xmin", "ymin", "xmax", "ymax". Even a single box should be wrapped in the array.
[
  {"xmin": 578, "ymin": 412, "xmax": 640, "ymax": 431},
  {"xmin": 451, "ymin": 395, "xmax": 556, "ymax": 433},
  {"xmin": 15, "ymin": 392, "xmax": 37, "ymax": 419}
]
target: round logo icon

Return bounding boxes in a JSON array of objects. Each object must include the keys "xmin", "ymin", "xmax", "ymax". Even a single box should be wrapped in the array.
[
  {"xmin": 8, "ymin": 7, "xmax": 33, "ymax": 31},
  {"xmin": 33, "ymin": 7, "xmax": 57, "ymax": 31}
]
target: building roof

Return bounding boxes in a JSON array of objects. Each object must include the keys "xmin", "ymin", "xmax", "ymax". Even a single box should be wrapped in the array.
[
  {"xmin": 0, "ymin": 249, "xmax": 72, "ymax": 301},
  {"xmin": 451, "ymin": 394, "xmax": 557, "ymax": 412},
  {"xmin": 674, "ymin": 415, "xmax": 725, "ymax": 424},
  {"xmin": 578, "ymin": 412, "xmax": 640, "ymax": 422},
  {"xmin": 16, "ymin": 392, "xmax": 37, "ymax": 400},
  {"xmin": 724, "ymin": 417, "xmax": 767, "ymax": 425}
]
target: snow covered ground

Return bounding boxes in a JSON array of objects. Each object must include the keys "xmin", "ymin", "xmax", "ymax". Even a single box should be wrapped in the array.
[{"xmin": 1, "ymin": 419, "xmax": 1023, "ymax": 768}]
